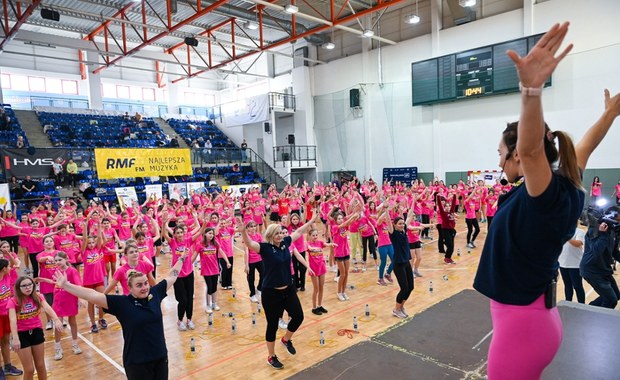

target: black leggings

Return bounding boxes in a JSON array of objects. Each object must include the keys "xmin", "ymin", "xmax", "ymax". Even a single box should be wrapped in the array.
[
  {"xmin": 443, "ymin": 229, "xmax": 456, "ymax": 259},
  {"xmin": 125, "ymin": 357, "xmax": 168, "ymax": 380},
  {"xmin": 421, "ymin": 215, "xmax": 430, "ymax": 238},
  {"xmin": 487, "ymin": 216, "xmax": 494, "ymax": 229},
  {"xmin": 466, "ymin": 218, "xmax": 480, "ymax": 244},
  {"xmin": 173, "ymin": 272, "xmax": 194, "ymax": 321},
  {"xmin": 219, "ymin": 257, "xmax": 233, "ymax": 288},
  {"xmin": 559, "ymin": 267, "xmax": 585, "ymax": 303},
  {"xmin": 29, "ymin": 252, "xmax": 41, "ymax": 278},
  {"xmin": 362, "ymin": 235, "xmax": 377, "ymax": 262},
  {"xmin": 436, "ymin": 224, "xmax": 445, "ymax": 253},
  {"xmin": 393, "ymin": 262, "xmax": 414, "ymax": 304},
  {"xmin": 261, "ymin": 285, "xmax": 304, "ymax": 342},
  {"xmin": 247, "ymin": 261, "xmax": 264, "ymax": 296},
  {"xmin": 292, "ymin": 251, "xmax": 307, "ymax": 290},
  {"xmin": 203, "ymin": 275, "xmax": 218, "ymax": 295}
]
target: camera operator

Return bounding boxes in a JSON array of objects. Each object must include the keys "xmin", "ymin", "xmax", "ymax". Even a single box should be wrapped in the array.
[{"xmin": 580, "ymin": 206, "xmax": 620, "ymax": 309}]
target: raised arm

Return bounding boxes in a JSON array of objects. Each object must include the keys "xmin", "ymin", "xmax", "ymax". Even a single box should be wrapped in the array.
[
  {"xmin": 290, "ymin": 211, "xmax": 319, "ymax": 242},
  {"xmin": 164, "ymin": 251, "xmax": 188, "ymax": 291},
  {"xmin": 54, "ymin": 270, "xmax": 108, "ymax": 309},
  {"xmin": 238, "ymin": 218, "xmax": 260, "ymax": 252}
]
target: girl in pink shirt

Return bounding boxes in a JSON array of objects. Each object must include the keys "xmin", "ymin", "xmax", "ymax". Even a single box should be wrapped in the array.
[
  {"xmin": 0, "ymin": 240, "xmax": 20, "ymax": 281},
  {"xmin": 193, "ymin": 227, "xmax": 230, "ymax": 314},
  {"xmin": 590, "ymin": 176, "xmax": 602, "ymax": 202},
  {"xmin": 100, "ymin": 218, "xmax": 120, "ymax": 282},
  {"xmin": 376, "ymin": 208, "xmax": 395, "ymax": 286},
  {"xmin": 105, "ymin": 245, "xmax": 155, "ymax": 296},
  {"xmin": 53, "ymin": 224, "xmax": 79, "ymax": 265},
  {"xmin": 49, "ymin": 252, "xmax": 82, "ymax": 360},
  {"xmin": 405, "ymin": 210, "xmax": 433, "ymax": 278},
  {"xmin": 216, "ymin": 220, "xmax": 235, "ymax": 290},
  {"xmin": 9, "ymin": 276, "xmax": 62, "ymax": 380},
  {"xmin": 288, "ymin": 214, "xmax": 308, "ymax": 291},
  {"xmin": 330, "ymin": 209, "xmax": 360, "ymax": 302},
  {"xmin": 614, "ymin": 180, "xmax": 620, "ymax": 205},
  {"xmin": 36, "ymin": 237, "xmax": 58, "ymax": 328},
  {"xmin": 243, "ymin": 222, "xmax": 263, "ymax": 303},
  {"xmin": 464, "ymin": 191, "xmax": 481, "ymax": 249},
  {"xmin": 0, "ymin": 258, "xmax": 21, "ymax": 376},
  {"xmin": 307, "ymin": 229, "xmax": 335, "ymax": 315},
  {"xmin": 0, "ymin": 209, "xmax": 19, "ymax": 255},
  {"xmin": 80, "ymin": 220, "xmax": 107, "ymax": 333}
]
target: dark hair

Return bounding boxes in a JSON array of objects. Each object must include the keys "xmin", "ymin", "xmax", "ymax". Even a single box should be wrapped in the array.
[
  {"xmin": 393, "ymin": 217, "xmax": 404, "ymax": 225},
  {"xmin": 503, "ymin": 122, "xmax": 582, "ymax": 190},
  {"xmin": 0, "ymin": 258, "xmax": 9, "ymax": 271},
  {"xmin": 135, "ymin": 231, "xmax": 146, "ymax": 239},
  {"xmin": 14, "ymin": 276, "xmax": 41, "ymax": 311},
  {"xmin": 202, "ymin": 227, "xmax": 219, "ymax": 248},
  {"xmin": 592, "ymin": 176, "xmax": 600, "ymax": 185}
]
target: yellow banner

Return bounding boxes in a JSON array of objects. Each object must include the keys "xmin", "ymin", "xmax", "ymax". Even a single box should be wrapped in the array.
[{"xmin": 95, "ymin": 148, "xmax": 192, "ymax": 179}]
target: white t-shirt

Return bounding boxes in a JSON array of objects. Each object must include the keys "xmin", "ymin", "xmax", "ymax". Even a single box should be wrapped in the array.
[{"xmin": 558, "ymin": 228, "xmax": 585, "ymax": 268}]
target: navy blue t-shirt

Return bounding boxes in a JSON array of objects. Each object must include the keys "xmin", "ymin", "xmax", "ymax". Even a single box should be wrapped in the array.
[
  {"xmin": 389, "ymin": 229, "xmax": 411, "ymax": 264},
  {"xmin": 473, "ymin": 173, "xmax": 584, "ymax": 305},
  {"xmin": 259, "ymin": 236, "xmax": 294, "ymax": 288},
  {"xmin": 105, "ymin": 280, "xmax": 168, "ymax": 366}
]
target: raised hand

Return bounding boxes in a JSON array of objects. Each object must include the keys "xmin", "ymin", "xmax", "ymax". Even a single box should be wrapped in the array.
[
  {"xmin": 507, "ymin": 22, "xmax": 573, "ymax": 88},
  {"xmin": 603, "ymin": 88, "xmax": 620, "ymax": 117}
]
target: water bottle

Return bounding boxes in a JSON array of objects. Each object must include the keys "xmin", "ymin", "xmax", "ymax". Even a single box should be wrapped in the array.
[
  {"xmin": 208, "ymin": 313, "xmax": 213, "ymax": 326},
  {"xmin": 232, "ymin": 317, "xmax": 237, "ymax": 334},
  {"xmin": 190, "ymin": 337, "xmax": 195, "ymax": 352},
  {"xmin": 442, "ymin": 275, "xmax": 448, "ymax": 281},
  {"xmin": 348, "ymin": 284, "xmax": 356, "ymax": 290},
  {"xmin": 365, "ymin": 304, "xmax": 370, "ymax": 317},
  {"xmin": 319, "ymin": 330, "xmax": 325, "ymax": 346},
  {"xmin": 429, "ymin": 281, "xmax": 434, "ymax": 293},
  {"xmin": 353, "ymin": 316, "xmax": 358, "ymax": 331},
  {"xmin": 257, "ymin": 304, "xmax": 262, "ymax": 314},
  {"xmin": 468, "ymin": 249, "xmax": 472, "ymax": 255},
  {"xmin": 252, "ymin": 312, "xmax": 257, "ymax": 326},
  {"xmin": 222, "ymin": 312, "xmax": 234, "ymax": 317},
  {"xmin": 232, "ymin": 288, "xmax": 236, "ymax": 298},
  {"xmin": 457, "ymin": 248, "xmax": 461, "ymax": 256},
  {"xmin": 115, "ymin": 285, "xmax": 119, "ymax": 295}
]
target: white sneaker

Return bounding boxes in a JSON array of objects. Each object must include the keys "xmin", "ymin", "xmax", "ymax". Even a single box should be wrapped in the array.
[
  {"xmin": 278, "ymin": 319, "xmax": 288, "ymax": 330},
  {"xmin": 213, "ymin": 303, "xmax": 221, "ymax": 311},
  {"xmin": 343, "ymin": 293, "xmax": 350, "ymax": 300},
  {"xmin": 334, "ymin": 276, "xmax": 340, "ymax": 282},
  {"xmin": 187, "ymin": 320, "xmax": 195, "ymax": 330},
  {"xmin": 54, "ymin": 348, "xmax": 63, "ymax": 360},
  {"xmin": 414, "ymin": 270, "xmax": 423, "ymax": 277},
  {"xmin": 46, "ymin": 321, "xmax": 53, "ymax": 330},
  {"xmin": 206, "ymin": 304, "xmax": 213, "ymax": 314},
  {"xmin": 337, "ymin": 293, "xmax": 346, "ymax": 301},
  {"xmin": 256, "ymin": 291, "xmax": 261, "ymax": 301},
  {"xmin": 330, "ymin": 266, "xmax": 338, "ymax": 273},
  {"xmin": 392, "ymin": 309, "xmax": 406, "ymax": 319},
  {"xmin": 250, "ymin": 295, "xmax": 259, "ymax": 303},
  {"xmin": 72, "ymin": 344, "xmax": 82, "ymax": 355},
  {"xmin": 178, "ymin": 321, "xmax": 187, "ymax": 331}
]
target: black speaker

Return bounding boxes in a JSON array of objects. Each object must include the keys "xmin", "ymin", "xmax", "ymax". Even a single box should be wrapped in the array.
[
  {"xmin": 184, "ymin": 37, "xmax": 198, "ymax": 47},
  {"xmin": 350, "ymin": 88, "xmax": 360, "ymax": 108},
  {"xmin": 287, "ymin": 134, "xmax": 295, "ymax": 144},
  {"xmin": 264, "ymin": 122, "xmax": 270, "ymax": 133},
  {"xmin": 170, "ymin": 0, "xmax": 178, "ymax": 14},
  {"xmin": 41, "ymin": 9, "xmax": 60, "ymax": 22}
]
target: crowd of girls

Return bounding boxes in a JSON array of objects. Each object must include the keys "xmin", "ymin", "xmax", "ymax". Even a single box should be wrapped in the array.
[{"xmin": 0, "ymin": 175, "xmax": 513, "ymax": 373}]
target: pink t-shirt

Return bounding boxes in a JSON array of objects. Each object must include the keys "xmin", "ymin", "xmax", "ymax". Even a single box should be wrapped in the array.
[
  {"xmin": 306, "ymin": 240, "xmax": 326, "ymax": 277},
  {"xmin": 616, "ymin": 184, "xmax": 620, "ymax": 199},
  {"xmin": 117, "ymin": 218, "xmax": 133, "ymax": 240},
  {"xmin": 407, "ymin": 221, "xmax": 421, "ymax": 243},
  {"xmin": 0, "ymin": 274, "xmax": 15, "ymax": 315},
  {"xmin": 113, "ymin": 261, "xmax": 154, "ymax": 295},
  {"xmin": 376, "ymin": 221, "xmax": 391, "ymax": 247},
  {"xmin": 591, "ymin": 182, "xmax": 602, "ymax": 196},
  {"xmin": 36, "ymin": 250, "xmax": 58, "ymax": 294},
  {"xmin": 247, "ymin": 232, "xmax": 263, "ymax": 264},
  {"xmin": 169, "ymin": 236, "xmax": 195, "ymax": 278},
  {"xmin": 102, "ymin": 228, "xmax": 117, "ymax": 254},
  {"xmin": 0, "ymin": 218, "xmax": 19, "ymax": 237},
  {"xmin": 464, "ymin": 199, "xmax": 477, "ymax": 219},
  {"xmin": 8, "ymin": 295, "xmax": 43, "ymax": 331},
  {"xmin": 53, "ymin": 267, "xmax": 82, "ymax": 317},
  {"xmin": 82, "ymin": 247, "xmax": 106, "ymax": 286},
  {"xmin": 331, "ymin": 225, "xmax": 350, "ymax": 258},
  {"xmin": 22, "ymin": 227, "xmax": 49, "ymax": 253},
  {"xmin": 136, "ymin": 237, "xmax": 155, "ymax": 260},
  {"xmin": 195, "ymin": 241, "xmax": 220, "ymax": 276},
  {"xmin": 216, "ymin": 227, "xmax": 235, "ymax": 258},
  {"xmin": 288, "ymin": 224, "xmax": 306, "ymax": 252},
  {"xmin": 253, "ymin": 206, "xmax": 265, "ymax": 225},
  {"xmin": 54, "ymin": 233, "xmax": 79, "ymax": 263},
  {"xmin": 357, "ymin": 215, "xmax": 375, "ymax": 238}
]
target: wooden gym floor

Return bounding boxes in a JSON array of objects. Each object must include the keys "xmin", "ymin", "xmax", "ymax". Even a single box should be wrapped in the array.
[{"xmin": 13, "ymin": 218, "xmax": 614, "ymax": 379}]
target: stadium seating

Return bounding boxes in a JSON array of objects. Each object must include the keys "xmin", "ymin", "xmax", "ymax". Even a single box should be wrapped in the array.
[
  {"xmin": 167, "ymin": 118, "xmax": 236, "ymax": 148},
  {"xmin": 0, "ymin": 104, "xmax": 29, "ymax": 147}
]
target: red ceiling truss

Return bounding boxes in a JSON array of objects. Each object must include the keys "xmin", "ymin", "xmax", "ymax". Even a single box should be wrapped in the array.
[
  {"xmin": 0, "ymin": 0, "xmax": 42, "ymax": 51},
  {"xmin": 77, "ymin": 0, "xmax": 406, "ymax": 83}
]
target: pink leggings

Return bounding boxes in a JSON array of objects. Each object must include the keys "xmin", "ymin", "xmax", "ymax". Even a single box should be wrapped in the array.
[{"xmin": 488, "ymin": 294, "xmax": 562, "ymax": 380}]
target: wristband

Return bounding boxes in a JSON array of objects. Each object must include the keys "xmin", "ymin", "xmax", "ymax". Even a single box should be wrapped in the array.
[{"xmin": 519, "ymin": 82, "xmax": 543, "ymax": 96}]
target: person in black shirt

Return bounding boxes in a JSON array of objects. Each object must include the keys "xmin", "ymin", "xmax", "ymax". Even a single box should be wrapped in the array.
[
  {"xmin": 387, "ymin": 213, "xmax": 414, "ymax": 319},
  {"xmin": 240, "ymin": 139, "xmax": 248, "ymax": 162},
  {"xmin": 52, "ymin": 251, "xmax": 189, "ymax": 380},
  {"xmin": 21, "ymin": 176, "xmax": 36, "ymax": 197},
  {"xmin": 239, "ymin": 213, "xmax": 316, "ymax": 370}
]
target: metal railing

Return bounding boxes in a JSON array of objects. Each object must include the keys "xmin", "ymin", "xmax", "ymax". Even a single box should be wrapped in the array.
[
  {"xmin": 272, "ymin": 145, "xmax": 317, "ymax": 168},
  {"xmin": 30, "ymin": 96, "xmax": 89, "ymax": 110},
  {"xmin": 268, "ymin": 92, "xmax": 296, "ymax": 112}
]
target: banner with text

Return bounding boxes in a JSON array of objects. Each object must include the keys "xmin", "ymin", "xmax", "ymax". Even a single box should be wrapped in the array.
[
  {"xmin": 1, "ymin": 148, "xmax": 70, "ymax": 178},
  {"xmin": 168, "ymin": 183, "xmax": 188, "ymax": 201},
  {"xmin": 95, "ymin": 148, "xmax": 192, "ymax": 179},
  {"xmin": 114, "ymin": 186, "xmax": 139, "ymax": 209}
]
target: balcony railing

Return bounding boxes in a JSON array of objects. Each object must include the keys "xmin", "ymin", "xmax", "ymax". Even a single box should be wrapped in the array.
[
  {"xmin": 268, "ymin": 92, "xmax": 296, "ymax": 112},
  {"xmin": 273, "ymin": 145, "xmax": 316, "ymax": 168}
]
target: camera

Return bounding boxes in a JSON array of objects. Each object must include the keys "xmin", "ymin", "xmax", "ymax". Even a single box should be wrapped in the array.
[{"xmin": 583, "ymin": 203, "xmax": 620, "ymax": 233}]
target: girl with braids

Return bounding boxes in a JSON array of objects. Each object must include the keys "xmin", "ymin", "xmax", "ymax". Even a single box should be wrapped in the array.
[{"xmin": 474, "ymin": 22, "xmax": 620, "ymax": 379}]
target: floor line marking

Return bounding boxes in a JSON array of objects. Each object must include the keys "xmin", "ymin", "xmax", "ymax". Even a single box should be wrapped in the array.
[
  {"xmin": 472, "ymin": 330, "xmax": 493, "ymax": 350},
  {"xmin": 77, "ymin": 332, "xmax": 126, "ymax": 375}
]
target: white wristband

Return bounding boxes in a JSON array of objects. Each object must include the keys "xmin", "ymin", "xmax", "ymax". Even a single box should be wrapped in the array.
[{"xmin": 519, "ymin": 83, "xmax": 543, "ymax": 96}]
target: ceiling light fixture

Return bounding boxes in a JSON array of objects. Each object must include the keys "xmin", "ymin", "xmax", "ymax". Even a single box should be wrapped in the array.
[
  {"xmin": 362, "ymin": 29, "xmax": 375, "ymax": 38},
  {"xmin": 245, "ymin": 20, "xmax": 259, "ymax": 30},
  {"xmin": 322, "ymin": 41, "xmax": 335, "ymax": 50},
  {"xmin": 406, "ymin": 14, "xmax": 420, "ymax": 24},
  {"xmin": 459, "ymin": 0, "xmax": 476, "ymax": 7},
  {"xmin": 284, "ymin": 4, "xmax": 299, "ymax": 14}
]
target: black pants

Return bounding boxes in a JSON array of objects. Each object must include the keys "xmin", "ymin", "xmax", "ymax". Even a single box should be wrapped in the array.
[
  {"xmin": 219, "ymin": 257, "xmax": 233, "ymax": 288},
  {"xmin": 559, "ymin": 267, "xmax": 585, "ymax": 303},
  {"xmin": 465, "ymin": 218, "xmax": 480, "ymax": 244},
  {"xmin": 443, "ymin": 229, "xmax": 456, "ymax": 259},
  {"xmin": 173, "ymin": 273, "xmax": 194, "ymax": 321},
  {"xmin": 292, "ymin": 251, "xmax": 307, "ymax": 290},
  {"xmin": 487, "ymin": 216, "xmax": 494, "ymax": 229},
  {"xmin": 362, "ymin": 235, "xmax": 377, "ymax": 262},
  {"xmin": 393, "ymin": 262, "xmax": 414, "ymax": 304},
  {"xmin": 262, "ymin": 285, "xmax": 303, "ymax": 342},
  {"xmin": 203, "ymin": 275, "xmax": 218, "ymax": 295},
  {"xmin": 436, "ymin": 224, "xmax": 445, "ymax": 253},
  {"xmin": 66, "ymin": 173, "xmax": 77, "ymax": 187},
  {"xmin": 125, "ymin": 357, "xmax": 168, "ymax": 380},
  {"xmin": 584, "ymin": 274, "xmax": 620, "ymax": 309},
  {"xmin": 29, "ymin": 252, "xmax": 40, "ymax": 278},
  {"xmin": 421, "ymin": 215, "xmax": 430, "ymax": 238},
  {"xmin": 247, "ymin": 261, "xmax": 264, "ymax": 297}
]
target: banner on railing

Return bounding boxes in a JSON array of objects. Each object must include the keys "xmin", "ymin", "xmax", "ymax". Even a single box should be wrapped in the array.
[
  {"xmin": 187, "ymin": 182, "xmax": 207, "ymax": 195},
  {"xmin": 1, "ymin": 148, "xmax": 70, "ymax": 178},
  {"xmin": 0, "ymin": 184, "xmax": 11, "ymax": 210},
  {"xmin": 144, "ymin": 184, "xmax": 163, "ymax": 202},
  {"xmin": 114, "ymin": 186, "xmax": 138, "ymax": 209},
  {"xmin": 168, "ymin": 183, "xmax": 188, "ymax": 201},
  {"xmin": 94, "ymin": 148, "xmax": 192, "ymax": 179}
]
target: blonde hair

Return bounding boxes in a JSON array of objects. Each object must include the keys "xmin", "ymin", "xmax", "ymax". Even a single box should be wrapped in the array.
[{"xmin": 263, "ymin": 224, "xmax": 284, "ymax": 244}]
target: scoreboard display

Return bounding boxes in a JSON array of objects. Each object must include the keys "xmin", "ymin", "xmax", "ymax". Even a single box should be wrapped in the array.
[{"xmin": 412, "ymin": 33, "xmax": 551, "ymax": 106}]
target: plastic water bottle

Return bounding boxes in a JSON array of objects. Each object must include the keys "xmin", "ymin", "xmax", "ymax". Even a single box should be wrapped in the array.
[
  {"xmin": 353, "ymin": 316, "xmax": 358, "ymax": 331},
  {"xmin": 319, "ymin": 330, "xmax": 325, "ymax": 346},
  {"xmin": 232, "ymin": 288, "xmax": 236, "ymax": 298},
  {"xmin": 468, "ymin": 249, "xmax": 472, "ymax": 255},
  {"xmin": 257, "ymin": 304, "xmax": 261, "ymax": 314},
  {"xmin": 232, "ymin": 317, "xmax": 237, "ymax": 334},
  {"xmin": 365, "ymin": 304, "xmax": 370, "ymax": 317},
  {"xmin": 429, "ymin": 281, "xmax": 434, "ymax": 293},
  {"xmin": 442, "ymin": 275, "xmax": 449, "ymax": 281},
  {"xmin": 348, "ymin": 284, "xmax": 356, "ymax": 290},
  {"xmin": 190, "ymin": 337, "xmax": 195, "ymax": 352},
  {"xmin": 208, "ymin": 314, "xmax": 213, "ymax": 326},
  {"xmin": 222, "ymin": 312, "xmax": 234, "ymax": 317},
  {"xmin": 252, "ymin": 312, "xmax": 257, "ymax": 326},
  {"xmin": 457, "ymin": 248, "xmax": 461, "ymax": 256}
]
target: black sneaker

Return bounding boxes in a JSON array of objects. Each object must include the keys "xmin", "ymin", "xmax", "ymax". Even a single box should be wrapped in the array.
[
  {"xmin": 267, "ymin": 355, "xmax": 284, "ymax": 369},
  {"xmin": 311, "ymin": 308, "xmax": 322, "ymax": 315},
  {"xmin": 281, "ymin": 338, "xmax": 296, "ymax": 355},
  {"xmin": 318, "ymin": 306, "xmax": 328, "ymax": 313}
]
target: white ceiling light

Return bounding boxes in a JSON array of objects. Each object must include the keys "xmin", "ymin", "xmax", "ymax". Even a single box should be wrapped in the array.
[
  {"xmin": 459, "ymin": 0, "xmax": 476, "ymax": 7},
  {"xmin": 406, "ymin": 14, "xmax": 420, "ymax": 24},
  {"xmin": 322, "ymin": 41, "xmax": 335, "ymax": 50},
  {"xmin": 284, "ymin": 4, "xmax": 299, "ymax": 14},
  {"xmin": 362, "ymin": 29, "xmax": 375, "ymax": 38},
  {"xmin": 245, "ymin": 20, "xmax": 259, "ymax": 30}
]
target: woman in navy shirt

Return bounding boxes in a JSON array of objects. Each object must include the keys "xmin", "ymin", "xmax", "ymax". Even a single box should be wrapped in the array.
[{"xmin": 474, "ymin": 22, "xmax": 620, "ymax": 379}]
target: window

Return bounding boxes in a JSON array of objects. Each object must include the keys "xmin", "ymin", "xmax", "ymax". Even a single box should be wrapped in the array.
[
  {"xmin": 46, "ymin": 78, "xmax": 62, "ymax": 94},
  {"xmin": 143, "ymin": 88, "xmax": 155, "ymax": 101},
  {"xmin": 184, "ymin": 91, "xmax": 195, "ymax": 104},
  {"xmin": 62, "ymin": 80, "xmax": 78, "ymax": 95},
  {"xmin": 102, "ymin": 83, "xmax": 116, "ymax": 98},
  {"xmin": 117, "ymin": 85, "xmax": 130, "ymax": 99},
  {"xmin": 129, "ymin": 86, "xmax": 142, "ymax": 101},
  {"xmin": 0, "ymin": 74, "xmax": 10, "ymax": 89},
  {"xmin": 28, "ymin": 76, "xmax": 46, "ymax": 92}
]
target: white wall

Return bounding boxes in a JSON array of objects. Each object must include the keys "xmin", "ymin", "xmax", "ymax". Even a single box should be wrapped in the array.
[{"xmin": 311, "ymin": 0, "xmax": 620, "ymax": 180}]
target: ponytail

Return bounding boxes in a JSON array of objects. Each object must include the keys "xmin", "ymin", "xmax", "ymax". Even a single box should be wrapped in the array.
[{"xmin": 553, "ymin": 131, "xmax": 583, "ymax": 191}]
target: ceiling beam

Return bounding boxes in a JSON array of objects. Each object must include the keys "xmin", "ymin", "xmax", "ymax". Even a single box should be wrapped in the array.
[{"xmin": 0, "ymin": 0, "xmax": 41, "ymax": 51}]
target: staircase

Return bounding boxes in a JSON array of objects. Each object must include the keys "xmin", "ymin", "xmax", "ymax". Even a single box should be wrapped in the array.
[
  {"xmin": 153, "ymin": 117, "xmax": 189, "ymax": 148},
  {"xmin": 13, "ymin": 110, "xmax": 52, "ymax": 148},
  {"xmin": 248, "ymin": 149, "xmax": 288, "ymax": 189}
]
